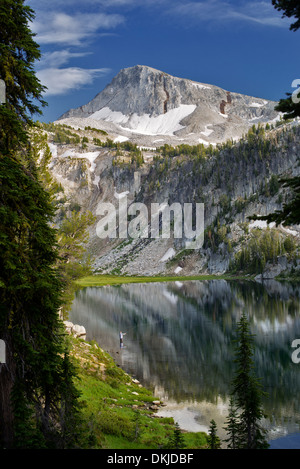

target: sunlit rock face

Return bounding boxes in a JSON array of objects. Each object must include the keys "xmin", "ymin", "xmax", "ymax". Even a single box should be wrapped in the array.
[
  {"xmin": 59, "ymin": 65, "xmax": 279, "ymax": 146},
  {"xmin": 47, "ymin": 65, "xmax": 299, "ymax": 277}
]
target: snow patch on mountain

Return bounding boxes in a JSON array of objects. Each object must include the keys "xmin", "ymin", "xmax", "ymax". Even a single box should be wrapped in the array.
[
  {"xmin": 201, "ymin": 125, "xmax": 214, "ymax": 137},
  {"xmin": 89, "ymin": 104, "xmax": 196, "ymax": 136},
  {"xmin": 90, "ymin": 108, "xmax": 128, "ymax": 125},
  {"xmin": 58, "ymin": 65, "xmax": 280, "ymax": 147},
  {"xmin": 59, "ymin": 149, "xmax": 100, "ymax": 172},
  {"xmin": 191, "ymin": 82, "xmax": 211, "ymax": 90},
  {"xmin": 160, "ymin": 248, "xmax": 176, "ymax": 262},
  {"xmin": 249, "ymin": 101, "xmax": 268, "ymax": 108},
  {"xmin": 114, "ymin": 135, "xmax": 129, "ymax": 143}
]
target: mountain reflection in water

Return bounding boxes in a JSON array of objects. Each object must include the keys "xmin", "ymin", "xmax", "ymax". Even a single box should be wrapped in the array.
[{"xmin": 69, "ymin": 279, "xmax": 300, "ymax": 442}]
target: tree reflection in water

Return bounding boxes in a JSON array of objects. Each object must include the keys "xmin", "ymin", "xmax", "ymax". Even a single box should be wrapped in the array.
[{"xmin": 70, "ymin": 279, "xmax": 300, "ymax": 439}]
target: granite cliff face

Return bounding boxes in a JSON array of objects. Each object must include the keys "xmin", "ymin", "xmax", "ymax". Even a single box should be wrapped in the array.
[
  {"xmin": 43, "ymin": 65, "xmax": 299, "ymax": 277},
  {"xmin": 46, "ymin": 117, "xmax": 300, "ymax": 277},
  {"xmin": 59, "ymin": 65, "xmax": 279, "ymax": 147}
]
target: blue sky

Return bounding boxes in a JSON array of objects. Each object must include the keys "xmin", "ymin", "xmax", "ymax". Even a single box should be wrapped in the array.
[{"xmin": 26, "ymin": 0, "xmax": 298, "ymax": 123}]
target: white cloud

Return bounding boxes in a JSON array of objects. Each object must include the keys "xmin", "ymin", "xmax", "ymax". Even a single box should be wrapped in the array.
[
  {"xmin": 170, "ymin": 0, "xmax": 290, "ymax": 28},
  {"xmin": 28, "ymin": 0, "xmax": 159, "ymax": 8},
  {"xmin": 28, "ymin": 0, "xmax": 286, "ymax": 31},
  {"xmin": 37, "ymin": 67, "xmax": 111, "ymax": 95},
  {"xmin": 31, "ymin": 11, "xmax": 125, "ymax": 45},
  {"xmin": 37, "ymin": 50, "xmax": 92, "ymax": 69},
  {"xmin": 227, "ymin": 1, "xmax": 290, "ymax": 27}
]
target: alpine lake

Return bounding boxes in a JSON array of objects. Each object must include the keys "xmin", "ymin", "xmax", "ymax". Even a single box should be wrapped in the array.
[{"xmin": 69, "ymin": 278, "xmax": 300, "ymax": 448}]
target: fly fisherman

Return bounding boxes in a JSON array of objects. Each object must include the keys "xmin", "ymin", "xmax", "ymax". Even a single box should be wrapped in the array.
[{"xmin": 119, "ymin": 331, "xmax": 126, "ymax": 348}]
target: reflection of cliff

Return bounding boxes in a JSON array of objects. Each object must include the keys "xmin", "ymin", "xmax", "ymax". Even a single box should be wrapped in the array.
[{"xmin": 70, "ymin": 280, "xmax": 300, "ymax": 417}]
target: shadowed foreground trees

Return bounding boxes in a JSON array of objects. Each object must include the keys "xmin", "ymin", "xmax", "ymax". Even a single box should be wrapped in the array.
[
  {"xmin": 209, "ymin": 313, "xmax": 269, "ymax": 449},
  {"xmin": 224, "ymin": 312, "xmax": 269, "ymax": 449},
  {"xmin": 255, "ymin": 0, "xmax": 300, "ymax": 226},
  {"xmin": 0, "ymin": 0, "xmax": 85, "ymax": 448}
]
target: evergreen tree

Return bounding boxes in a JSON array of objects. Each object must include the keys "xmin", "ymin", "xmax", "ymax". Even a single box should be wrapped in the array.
[
  {"xmin": 57, "ymin": 210, "xmax": 96, "ymax": 316},
  {"xmin": 223, "ymin": 397, "xmax": 240, "ymax": 449},
  {"xmin": 28, "ymin": 125, "xmax": 96, "ymax": 316},
  {"xmin": 166, "ymin": 422, "xmax": 186, "ymax": 449},
  {"xmin": 230, "ymin": 313, "xmax": 269, "ymax": 449},
  {"xmin": 272, "ymin": 0, "xmax": 300, "ymax": 32},
  {"xmin": 253, "ymin": 176, "xmax": 300, "ymax": 226},
  {"xmin": 0, "ymin": 0, "xmax": 46, "ymax": 154},
  {"xmin": 58, "ymin": 352, "xmax": 92, "ymax": 449},
  {"xmin": 172, "ymin": 422, "xmax": 186, "ymax": 449},
  {"xmin": 207, "ymin": 419, "xmax": 221, "ymax": 449},
  {"xmin": 254, "ymin": 1, "xmax": 300, "ymax": 225},
  {"xmin": 0, "ymin": 0, "xmax": 84, "ymax": 448}
]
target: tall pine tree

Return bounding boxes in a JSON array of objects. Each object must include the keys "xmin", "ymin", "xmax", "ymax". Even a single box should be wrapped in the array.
[
  {"xmin": 223, "ymin": 397, "xmax": 240, "ymax": 449},
  {"xmin": 0, "ymin": 0, "xmax": 82, "ymax": 448},
  {"xmin": 253, "ymin": 1, "xmax": 300, "ymax": 225},
  {"xmin": 207, "ymin": 420, "xmax": 221, "ymax": 449},
  {"xmin": 166, "ymin": 422, "xmax": 186, "ymax": 450},
  {"xmin": 272, "ymin": 0, "xmax": 300, "ymax": 32},
  {"xmin": 229, "ymin": 313, "xmax": 269, "ymax": 449}
]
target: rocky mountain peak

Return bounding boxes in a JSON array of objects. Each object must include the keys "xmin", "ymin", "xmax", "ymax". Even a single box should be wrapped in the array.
[{"xmin": 58, "ymin": 64, "xmax": 280, "ymax": 146}]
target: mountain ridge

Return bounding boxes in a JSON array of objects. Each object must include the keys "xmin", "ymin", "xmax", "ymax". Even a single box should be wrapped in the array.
[
  {"xmin": 44, "ymin": 117, "xmax": 300, "ymax": 278},
  {"xmin": 58, "ymin": 65, "xmax": 280, "ymax": 147}
]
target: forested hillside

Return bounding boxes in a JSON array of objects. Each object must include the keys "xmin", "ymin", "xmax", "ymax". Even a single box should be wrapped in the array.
[
  {"xmin": 0, "ymin": 0, "xmax": 93, "ymax": 449},
  {"xmin": 40, "ymin": 119, "xmax": 300, "ymax": 279}
]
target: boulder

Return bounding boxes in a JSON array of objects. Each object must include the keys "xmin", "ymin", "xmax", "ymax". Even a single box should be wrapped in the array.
[
  {"xmin": 261, "ymin": 256, "xmax": 290, "ymax": 280},
  {"xmin": 262, "ymin": 263, "xmax": 284, "ymax": 279},
  {"xmin": 63, "ymin": 321, "xmax": 74, "ymax": 334},
  {"xmin": 71, "ymin": 324, "xmax": 86, "ymax": 340}
]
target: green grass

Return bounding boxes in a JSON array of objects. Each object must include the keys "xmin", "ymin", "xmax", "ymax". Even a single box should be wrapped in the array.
[
  {"xmin": 70, "ymin": 337, "xmax": 208, "ymax": 449},
  {"xmin": 75, "ymin": 273, "xmax": 245, "ymax": 287}
]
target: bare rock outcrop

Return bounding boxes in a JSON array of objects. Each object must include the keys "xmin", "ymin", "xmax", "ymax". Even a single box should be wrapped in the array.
[
  {"xmin": 64, "ymin": 321, "xmax": 86, "ymax": 340},
  {"xmin": 59, "ymin": 65, "xmax": 279, "ymax": 146}
]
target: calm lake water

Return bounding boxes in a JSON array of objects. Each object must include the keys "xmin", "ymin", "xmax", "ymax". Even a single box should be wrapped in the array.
[{"xmin": 69, "ymin": 279, "xmax": 300, "ymax": 447}]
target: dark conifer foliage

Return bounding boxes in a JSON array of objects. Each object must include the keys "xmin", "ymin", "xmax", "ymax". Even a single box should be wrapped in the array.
[
  {"xmin": 262, "ymin": 0, "xmax": 300, "ymax": 226},
  {"xmin": 253, "ymin": 0, "xmax": 300, "ymax": 226},
  {"xmin": 272, "ymin": 0, "xmax": 300, "ymax": 31},
  {"xmin": 227, "ymin": 313, "xmax": 269, "ymax": 449},
  {"xmin": 207, "ymin": 420, "xmax": 221, "ymax": 449},
  {"xmin": 0, "ymin": 0, "xmax": 83, "ymax": 448},
  {"xmin": 223, "ymin": 397, "xmax": 240, "ymax": 449},
  {"xmin": 166, "ymin": 422, "xmax": 186, "ymax": 449}
]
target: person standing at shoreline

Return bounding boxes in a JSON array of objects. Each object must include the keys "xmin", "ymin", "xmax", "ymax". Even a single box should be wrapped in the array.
[{"xmin": 119, "ymin": 331, "xmax": 126, "ymax": 348}]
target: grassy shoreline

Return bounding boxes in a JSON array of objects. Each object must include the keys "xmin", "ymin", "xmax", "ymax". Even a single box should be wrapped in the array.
[
  {"xmin": 70, "ymin": 336, "xmax": 208, "ymax": 449},
  {"xmin": 72, "ymin": 271, "xmax": 298, "ymax": 448},
  {"xmin": 72, "ymin": 273, "xmax": 224, "ymax": 448},
  {"xmin": 75, "ymin": 273, "xmax": 250, "ymax": 287}
]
